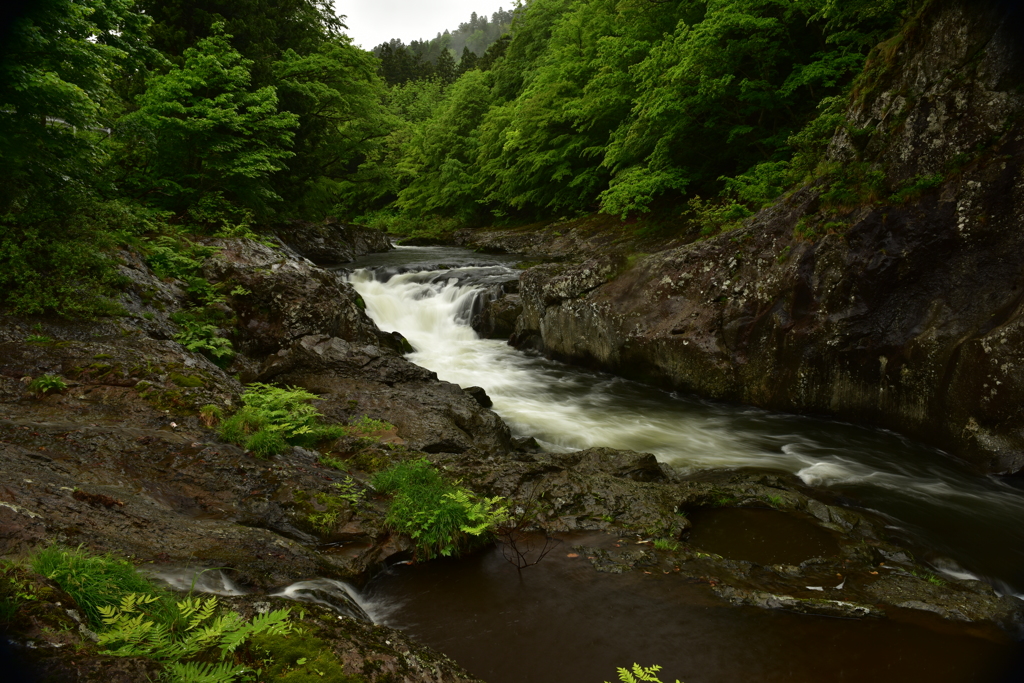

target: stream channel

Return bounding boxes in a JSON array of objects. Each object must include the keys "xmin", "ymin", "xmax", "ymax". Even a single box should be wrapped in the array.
[{"xmin": 338, "ymin": 246, "xmax": 1024, "ymax": 682}]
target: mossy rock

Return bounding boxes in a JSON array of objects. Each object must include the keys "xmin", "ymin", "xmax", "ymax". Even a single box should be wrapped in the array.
[
  {"xmin": 169, "ymin": 372, "xmax": 206, "ymax": 388},
  {"xmin": 251, "ymin": 633, "xmax": 365, "ymax": 683}
]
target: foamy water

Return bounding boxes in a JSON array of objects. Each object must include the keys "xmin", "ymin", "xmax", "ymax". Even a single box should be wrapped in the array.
[{"xmin": 348, "ymin": 248, "xmax": 1024, "ymax": 592}]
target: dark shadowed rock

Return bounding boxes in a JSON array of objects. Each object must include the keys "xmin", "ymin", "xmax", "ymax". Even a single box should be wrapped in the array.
[
  {"xmin": 463, "ymin": 386, "xmax": 492, "ymax": 408},
  {"xmin": 276, "ymin": 219, "xmax": 392, "ymax": 264}
]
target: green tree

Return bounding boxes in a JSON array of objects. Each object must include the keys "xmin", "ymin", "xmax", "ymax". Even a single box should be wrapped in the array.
[
  {"xmin": 0, "ymin": 0, "xmax": 152, "ymax": 214},
  {"xmin": 0, "ymin": 0, "xmax": 155, "ymax": 316},
  {"xmin": 598, "ymin": 0, "xmax": 873, "ymax": 216},
  {"xmin": 272, "ymin": 38, "xmax": 393, "ymax": 217},
  {"xmin": 136, "ymin": 0, "xmax": 344, "ymax": 87},
  {"xmin": 394, "ymin": 69, "xmax": 494, "ymax": 220},
  {"xmin": 436, "ymin": 48, "xmax": 458, "ymax": 85},
  {"xmin": 458, "ymin": 47, "xmax": 479, "ymax": 74},
  {"xmin": 123, "ymin": 23, "xmax": 298, "ymax": 226}
]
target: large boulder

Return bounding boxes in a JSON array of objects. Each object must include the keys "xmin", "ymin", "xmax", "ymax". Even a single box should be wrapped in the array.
[{"xmin": 276, "ymin": 219, "xmax": 392, "ymax": 265}]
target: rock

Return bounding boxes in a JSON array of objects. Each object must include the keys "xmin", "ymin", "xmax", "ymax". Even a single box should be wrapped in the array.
[
  {"xmin": 864, "ymin": 573, "xmax": 1024, "ymax": 630},
  {"xmin": 502, "ymin": 2, "xmax": 1024, "ymax": 474},
  {"xmin": 202, "ymin": 239, "xmax": 397, "ymax": 358},
  {"xmin": 713, "ymin": 586, "xmax": 884, "ymax": 619},
  {"xmin": 463, "ymin": 386, "xmax": 492, "ymax": 408},
  {"xmin": 275, "ymin": 219, "xmax": 392, "ymax": 264},
  {"xmin": 471, "ymin": 293, "xmax": 522, "ymax": 339}
]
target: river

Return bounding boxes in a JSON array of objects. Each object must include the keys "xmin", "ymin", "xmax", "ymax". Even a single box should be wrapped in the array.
[{"xmin": 342, "ymin": 245, "xmax": 1024, "ymax": 682}]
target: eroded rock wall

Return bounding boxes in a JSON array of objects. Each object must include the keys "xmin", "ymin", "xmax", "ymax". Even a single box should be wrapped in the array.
[{"xmin": 511, "ymin": 0, "xmax": 1024, "ymax": 473}]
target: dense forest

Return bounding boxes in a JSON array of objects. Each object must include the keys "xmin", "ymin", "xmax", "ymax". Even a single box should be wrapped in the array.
[{"xmin": 0, "ymin": 0, "xmax": 914, "ymax": 318}]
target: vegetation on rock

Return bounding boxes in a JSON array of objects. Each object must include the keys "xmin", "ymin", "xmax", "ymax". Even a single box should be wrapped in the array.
[
  {"xmin": 372, "ymin": 458, "xmax": 508, "ymax": 559},
  {"xmin": 219, "ymin": 383, "xmax": 348, "ymax": 457}
]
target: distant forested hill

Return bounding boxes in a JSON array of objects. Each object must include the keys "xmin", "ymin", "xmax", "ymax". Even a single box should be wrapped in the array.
[{"xmin": 371, "ymin": 7, "xmax": 516, "ymax": 85}]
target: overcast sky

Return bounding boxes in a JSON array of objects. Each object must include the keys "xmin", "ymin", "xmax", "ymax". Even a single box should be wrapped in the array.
[{"xmin": 335, "ymin": 0, "xmax": 515, "ymax": 49}]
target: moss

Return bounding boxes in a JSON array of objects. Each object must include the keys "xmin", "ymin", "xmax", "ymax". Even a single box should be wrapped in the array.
[
  {"xmin": 169, "ymin": 372, "xmax": 206, "ymax": 388},
  {"xmin": 139, "ymin": 387, "xmax": 199, "ymax": 414},
  {"xmin": 348, "ymin": 447, "xmax": 394, "ymax": 474},
  {"xmin": 250, "ymin": 633, "xmax": 365, "ymax": 683},
  {"xmin": 74, "ymin": 362, "xmax": 124, "ymax": 382}
]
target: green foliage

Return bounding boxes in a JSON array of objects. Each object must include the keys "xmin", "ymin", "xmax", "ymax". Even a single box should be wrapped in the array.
[
  {"xmin": 371, "ymin": 0, "xmax": 908, "ymax": 227},
  {"xmin": 652, "ymin": 538, "xmax": 681, "ymax": 552},
  {"xmin": 0, "ymin": 203, "xmax": 137, "ymax": 317},
  {"xmin": 0, "ymin": 564, "xmax": 40, "ymax": 624},
  {"xmin": 122, "ymin": 23, "xmax": 298, "ymax": 225},
  {"xmin": 393, "ymin": 69, "xmax": 495, "ymax": 221},
  {"xmin": 307, "ymin": 478, "xmax": 367, "ymax": 534},
  {"xmin": 348, "ymin": 416, "xmax": 393, "ymax": 433},
  {"xmin": 170, "ymin": 372, "xmax": 206, "ymax": 388},
  {"xmin": 889, "ymin": 172, "xmax": 943, "ymax": 202},
  {"xmin": 99, "ymin": 592, "xmax": 293, "ymax": 658},
  {"xmin": 28, "ymin": 374, "xmax": 68, "ymax": 396},
  {"xmin": 0, "ymin": 0, "xmax": 155, "ymax": 215},
  {"xmin": 372, "ymin": 459, "xmax": 508, "ymax": 559},
  {"xmin": 0, "ymin": 0, "xmax": 157, "ymax": 317},
  {"xmin": 272, "ymin": 39, "xmax": 393, "ymax": 217},
  {"xmin": 911, "ymin": 569, "xmax": 946, "ymax": 586},
  {"xmin": 31, "ymin": 545, "xmax": 156, "ymax": 628},
  {"xmin": 606, "ymin": 663, "xmax": 682, "ymax": 683},
  {"xmin": 219, "ymin": 383, "xmax": 346, "ymax": 457},
  {"xmin": 250, "ymin": 632, "xmax": 364, "ymax": 682},
  {"xmin": 98, "ymin": 592, "xmax": 293, "ymax": 682},
  {"xmin": 200, "ymin": 404, "xmax": 224, "ymax": 428},
  {"xmin": 145, "ymin": 236, "xmax": 219, "ymax": 281},
  {"xmin": 173, "ymin": 320, "xmax": 234, "ymax": 364},
  {"xmin": 356, "ymin": 210, "xmax": 463, "ymax": 243},
  {"xmin": 686, "ymin": 197, "xmax": 753, "ymax": 237}
]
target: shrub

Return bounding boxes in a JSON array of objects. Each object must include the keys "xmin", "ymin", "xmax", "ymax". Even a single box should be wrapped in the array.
[
  {"xmin": 30, "ymin": 545, "xmax": 156, "ymax": 628},
  {"xmin": 372, "ymin": 458, "xmax": 507, "ymax": 559},
  {"xmin": 199, "ymin": 404, "xmax": 223, "ymax": 428},
  {"xmin": 355, "ymin": 209, "xmax": 462, "ymax": 243},
  {"xmin": 144, "ymin": 235, "xmax": 219, "ymax": 282},
  {"xmin": 307, "ymin": 478, "xmax": 367, "ymax": 534},
  {"xmin": 219, "ymin": 383, "xmax": 347, "ymax": 457},
  {"xmin": 27, "ymin": 545, "xmax": 300, "ymax": 683}
]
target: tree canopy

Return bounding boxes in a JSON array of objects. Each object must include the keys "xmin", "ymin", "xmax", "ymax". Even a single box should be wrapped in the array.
[{"xmin": 0, "ymin": 0, "xmax": 914, "ymax": 315}]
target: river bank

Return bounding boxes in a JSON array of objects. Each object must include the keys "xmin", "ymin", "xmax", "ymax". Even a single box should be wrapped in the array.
[{"xmin": 3, "ymin": 226, "xmax": 1022, "ymax": 681}]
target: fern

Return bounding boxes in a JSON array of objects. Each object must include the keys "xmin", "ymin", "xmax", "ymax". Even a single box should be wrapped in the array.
[
  {"xmin": 162, "ymin": 661, "xmax": 247, "ymax": 683},
  {"xmin": 606, "ymin": 663, "xmax": 682, "ymax": 683},
  {"xmin": 98, "ymin": 592, "xmax": 293, "ymax": 682}
]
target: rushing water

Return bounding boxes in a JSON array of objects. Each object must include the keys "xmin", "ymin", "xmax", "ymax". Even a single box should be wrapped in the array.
[
  {"xmin": 342, "ymin": 246, "xmax": 1024, "ymax": 682},
  {"xmin": 348, "ymin": 246, "xmax": 1024, "ymax": 594}
]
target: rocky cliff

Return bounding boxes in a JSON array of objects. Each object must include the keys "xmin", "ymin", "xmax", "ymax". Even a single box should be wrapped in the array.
[{"xmin": 498, "ymin": 0, "xmax": 1024, "ymax": 474}]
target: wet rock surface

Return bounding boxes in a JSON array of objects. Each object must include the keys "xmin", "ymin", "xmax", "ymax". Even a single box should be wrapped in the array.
[
  {"xmin": 275, "ymin": 219, "xmax": 393, "ymax": 265},
  {"xmin": 434, "ymin": 448, "xmax": 1024, "ymax": 629},
  {"xmin": 3, "ymin": 210, "xmax": 1023, "ymax": 680},
  {"xmin": 460, "ymin": 1, "xmax": 1024, "ymax": 475},
  {"xmin": 0, "ymin": 229, "xmax": 513, "ymax": 679}
]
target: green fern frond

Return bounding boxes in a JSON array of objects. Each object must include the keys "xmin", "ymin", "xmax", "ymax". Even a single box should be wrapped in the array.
[
  {"xmin": 162, "ymin": 660, "xmax": 247, "ymax": 683},
  {"xmin": 605, "ymin": 663, "xmax": 682, "ymax": 683}
]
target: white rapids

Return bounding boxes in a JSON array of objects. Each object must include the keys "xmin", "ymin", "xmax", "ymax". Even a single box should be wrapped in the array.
[{"xmin": 347, "ymin": 247, "xmax": 1024, "ymax": 593}]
